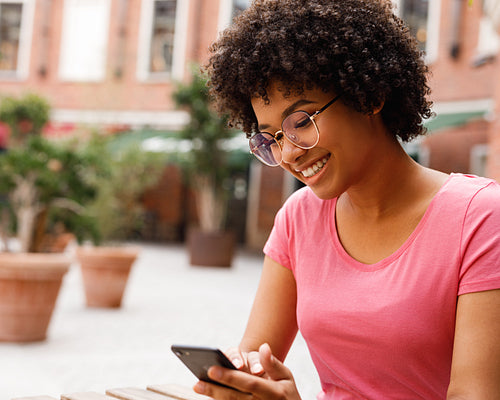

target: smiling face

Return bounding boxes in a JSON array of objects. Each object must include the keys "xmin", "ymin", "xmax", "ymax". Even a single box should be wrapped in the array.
[{"xmin": 251, "ymin": 83, "xmax": 389, "ymax": 200}]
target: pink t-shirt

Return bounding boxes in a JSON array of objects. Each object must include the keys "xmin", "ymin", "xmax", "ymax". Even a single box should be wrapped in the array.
[{"xmin": 264, "ymin": 173, "xmax": 500, "ymax": 399}]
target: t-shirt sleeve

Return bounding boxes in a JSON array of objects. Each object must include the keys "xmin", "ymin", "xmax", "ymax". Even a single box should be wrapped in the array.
[
  {"xmin": 458, "ymin": 181, "xmax": 500, "ymax": 295},
  {"xmin": 263, "ymin": 201, "xmax": 294, "ymax": 271}
]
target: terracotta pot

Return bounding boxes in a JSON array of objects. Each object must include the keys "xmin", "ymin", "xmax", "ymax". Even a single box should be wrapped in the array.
[
  {"xmin": 76, "ymin": 246, "xmax": 139, "ymax": 308},
  {"xmin": 0, "ymin": 252, "xmax": 71, "ymax": 342},
  {"xmin": 39, "ymin": 232, "xmax": 75, "ymax": 253},
  {"xmin": 188, "ymin": 229, "xmax": 235, "ymax": 267}
]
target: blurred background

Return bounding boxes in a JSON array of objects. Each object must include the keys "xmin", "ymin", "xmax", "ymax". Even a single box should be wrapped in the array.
[
  {"xmin": 0, "ymin": 0, "xmax": 499, "ymax": 249},
  {"xmin": 0, "ymin": 0, "xmax": 499, "ymax": 398}
]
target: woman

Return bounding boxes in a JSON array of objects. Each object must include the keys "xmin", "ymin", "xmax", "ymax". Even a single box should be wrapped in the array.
[{"xmin": 197, "ymin": 0, "xmax": 500, "ymax": 398}]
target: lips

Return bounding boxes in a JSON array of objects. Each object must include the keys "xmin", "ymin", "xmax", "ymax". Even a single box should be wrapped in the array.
[{"xmin": 297, "ymin": 155, "xmax": 330, "ymax": 178}]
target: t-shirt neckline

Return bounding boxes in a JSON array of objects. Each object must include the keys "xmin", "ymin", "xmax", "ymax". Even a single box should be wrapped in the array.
[{"xmin": 329, "ymin": 173, "xmax": 455, "ymax": 271}]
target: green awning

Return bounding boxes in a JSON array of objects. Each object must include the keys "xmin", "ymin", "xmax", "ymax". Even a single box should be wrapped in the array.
[
  {"xmin": 423, "ymin": 111, "xmax": 487, "ymax": 132},
  {"xmin": 108, "ymin": 129, "xmax": 179, "ymax": 153}
]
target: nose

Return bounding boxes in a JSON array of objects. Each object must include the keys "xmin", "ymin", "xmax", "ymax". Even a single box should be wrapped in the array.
[{"xmin": 279, "ymin": 135, "xmax": 307, "ymax": 165}]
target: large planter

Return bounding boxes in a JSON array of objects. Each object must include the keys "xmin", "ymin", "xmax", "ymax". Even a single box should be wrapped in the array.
[
  {"xmin": 0, "ymin": 252, "xmax": 71, "ymax": 342},
  {"xmin": 188, "ymin": 229, "xmax": 235, "ymax": 267},
  {"xmin": 76, "ymin": 246, "xmax": 139, "ymax": 308}
]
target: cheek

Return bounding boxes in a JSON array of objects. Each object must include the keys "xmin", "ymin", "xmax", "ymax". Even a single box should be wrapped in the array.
[{"xmin": 319, "ymin": 115, "xmax": 375, "ymax": 154}]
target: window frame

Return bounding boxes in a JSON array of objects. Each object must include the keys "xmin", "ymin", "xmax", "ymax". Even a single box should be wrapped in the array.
[
  {"xmin": 0, "ymin": 0, "xmax": 34, "ymax": 81},
  {"xmin": 136, "ymin": 0, "xmax": 188, "ymax": 82},
  {"xmin": 393, "ymin": 0, "xmax": 441, "ymax": 64},
  {"xmin": 217, "ymin": 0, "xmax": 250, "ymax": 31},
  {"xmin": 473, "ymin": 14, "xmax": 500, "ymax": 65}
]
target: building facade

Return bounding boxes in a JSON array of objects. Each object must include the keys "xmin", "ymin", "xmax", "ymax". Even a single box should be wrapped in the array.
[{"xmin": 0, "ymin": 0, "xmax": 498, "ymax": 248}]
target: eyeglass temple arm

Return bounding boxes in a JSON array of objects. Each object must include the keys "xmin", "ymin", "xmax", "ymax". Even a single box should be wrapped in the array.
[{"xmin": 312, "ymin": 93, "xmax": 342, "ymax": 118}]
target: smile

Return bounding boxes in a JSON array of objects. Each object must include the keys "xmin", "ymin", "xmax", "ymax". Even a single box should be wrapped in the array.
[{"xmin": 298, "ymin": 156, "xmax": 330, "ymax": 178}]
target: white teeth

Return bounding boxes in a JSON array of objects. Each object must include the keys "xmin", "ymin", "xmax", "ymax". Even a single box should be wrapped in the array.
[{"xmin": 300, "ymin": 157, "xmax": 329, "ymax": 178}]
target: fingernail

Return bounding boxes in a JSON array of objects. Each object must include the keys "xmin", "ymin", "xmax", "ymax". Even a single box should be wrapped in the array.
[
  {"xmin": 251, "ymin": 362, "xmax": 263, "ymax": 374},
  {"xmin": 231, "ymin": 358, "xmax": 243, "ymax": 368},
  {"xmin": 194, "ymin": 381, "xmax": 206, "ymax": 394}
]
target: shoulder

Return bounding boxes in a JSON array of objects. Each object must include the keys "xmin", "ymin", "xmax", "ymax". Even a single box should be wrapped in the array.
[
  {"xmin": 445, "ymin": 173, "xmax": 499, "ymax": 199},
  {"xmin": 451, "ymin": 174, "xmax": 500, "ymax": 216},
  {"xmin": 422, "ymin": 174, "xmax": 500, "ymax": 295},
  {"xmin": 438, "ymin": 174, "xmax": 499, "ymax": 215},
  {"xmin": 439, "ymin": 174, "xmax": 500, "ymax": 230}
]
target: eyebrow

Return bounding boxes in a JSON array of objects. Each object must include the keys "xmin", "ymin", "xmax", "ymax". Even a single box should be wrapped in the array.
[{"xmin": 257, "ymin": 99, "xmax": 316, "ymax": 131}]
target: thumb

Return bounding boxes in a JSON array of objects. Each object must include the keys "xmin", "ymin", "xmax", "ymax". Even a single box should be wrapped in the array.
[{"xmin": 259, "ymin": 343, "xmax": 294, "ymax": 381}]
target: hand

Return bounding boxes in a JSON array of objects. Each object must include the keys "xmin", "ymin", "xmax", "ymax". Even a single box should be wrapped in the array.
[
  {"xmin": 193, "ymin": 343, "xmax": 302, "ymax": 400},
  {"xmin": 224, "ymin": 346, "xmax": 265, "ymax": 375}
]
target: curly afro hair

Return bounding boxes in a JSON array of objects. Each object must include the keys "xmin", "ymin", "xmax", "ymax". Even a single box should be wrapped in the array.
[{"xmin": 205, "ymin": 0, "xmax": 433, "ymax": 142}]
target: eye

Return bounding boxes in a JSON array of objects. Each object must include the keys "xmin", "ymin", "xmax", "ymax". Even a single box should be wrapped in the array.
[
  {"xmin": 294, "ymin": 115, "xmax": 311, "ymax": 129},
  {"xmin": 250, "ymin": 133, "xmax": 276, "ymax": 151},
  {"xmin": 259, "ymin": 136, "xmax": 272, "ymax": 145},
  {"xmin": 284, "ymin": 111, "xmax": 312, "ymax": 131}
]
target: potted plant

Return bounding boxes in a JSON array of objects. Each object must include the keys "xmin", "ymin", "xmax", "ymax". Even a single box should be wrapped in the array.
[
  {"xmin": 0, "ymin": 93, "xmax": 106, "ymax": 341},
  {"xmin": 75, "ymin": 245, "xmax": 140, "ymax": 308},
  {"xmin": 0, "ymin": 93, "xmax": 50, "ymax": 147},
  {"xmin": 173, "ymin": 68, "xmax": 240, "ymax": 267},
  {"xmin": 74, "ymin": 142, "xmax": 165, "ymax": 308},
  {"xmin": 0, "ymin": 134, "xmax": 107, "ymax": 253}
]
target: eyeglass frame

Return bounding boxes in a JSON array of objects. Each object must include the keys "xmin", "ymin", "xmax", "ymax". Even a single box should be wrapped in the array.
[{"xmin": 249, "ymin": 93, "xmax": 342, "ymax": 166}]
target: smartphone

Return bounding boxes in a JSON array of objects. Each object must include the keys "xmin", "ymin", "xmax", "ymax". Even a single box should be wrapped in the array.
[{"xmin": 171, "ymin": 344, "xmax": 239, "ymax": 389}]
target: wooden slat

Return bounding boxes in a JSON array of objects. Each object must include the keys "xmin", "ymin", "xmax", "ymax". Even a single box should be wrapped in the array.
[
  {"xmin": 61, "ymin": 393, "xmax": 116, "ymax": 400},
  {"xmin": 105, "ymin": 388, "xmax": 175, "ymax": 400},
  {"xmin": 147, "ymin": 384, "xmax": 210, "ymax": 400},
  {"xmin": 12, "ymin": 397, "xmax": 58, "ymax": 400}
]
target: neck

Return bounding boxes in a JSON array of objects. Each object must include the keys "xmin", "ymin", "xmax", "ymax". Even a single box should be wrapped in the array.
[{"xmin": 341, "ymin": 141, "xmax": 433, "ymax": 220}]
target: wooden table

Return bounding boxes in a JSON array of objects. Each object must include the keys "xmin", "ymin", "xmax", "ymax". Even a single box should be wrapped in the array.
[{"xmin": 12, "ymin": 384, "xmax": 210, "ymax": 400}]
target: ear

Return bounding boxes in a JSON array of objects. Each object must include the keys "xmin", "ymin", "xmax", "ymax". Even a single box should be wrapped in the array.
[{"xmin": 370, "ymin": 100, "xmax": 385, "ymax": 115}]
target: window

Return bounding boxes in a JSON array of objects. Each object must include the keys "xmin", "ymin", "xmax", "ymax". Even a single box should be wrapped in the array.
[
  {"xmin": 58, "ymin": 0, "xmax": 111, "ymax": 81},
  {"xmin": 218, "ymin": 0, "xmax": 250, "ymax": 31},
  {"xmin": 137, "ymin": 0, "xmax": 187, "ymax": 81},
  {"xmin": 394, "ymin": 0, "xmax": 440, "ymax": 63},
  {"xmin": 0, "ymin": 0, "xmax": 34, "ymax": 79},
  {"xmin": 149, "ymin": 0, "xmax": 176, "ymax": 73},
  {"xmin": 231, "ymin": 0, "xmax": 250, "ymax": 19},
  {"xmin": 400, "ymin": 0, "xmax": 429, "ymax": 51},
  {"xmin": 470, "ymin": 144, "xmax": 488, "ymax": 177},
  {"xmin": 0, "ymin": 3, "xmax": 22, "ymax": 71},
  {"xmin": 473, "ymin": 14, "xmax": 500, "ymax": 66}
]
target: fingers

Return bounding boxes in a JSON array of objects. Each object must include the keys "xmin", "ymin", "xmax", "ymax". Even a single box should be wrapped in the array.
[
  {"xmin": 193, "ymin": 344, "xmax": 301, "ymax": 400},
  {"xmin": 258, "ymin": 343, "xmax": 294, "ymax": 381},
  {"xmin": 202, "ymin": 365, "xmax": 266, "ymax": 397},
  {"xmin": 247, "ymin": 350, "xmax": 264, "ymax": 375},
  {"xmin": 224, "ymin": 347, "xmax": 263, "ymax": 375},
  {"xmin": 225, "ymin": 346, "xmax": 246, "ymax": 370},
  {"xmin": 193, "ymin": 372, "xmax": 251, "ymax": 399},
  {"xmin": 196, "ymin": 363, "xmax": 301, "ymax": 400}
]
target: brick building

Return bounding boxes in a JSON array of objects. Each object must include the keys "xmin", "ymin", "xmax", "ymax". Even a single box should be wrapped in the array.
[
  {"xmin": 419, "ymin": 0, "xmax": 500, "ymax": 181},
  {"xmin": 483, "ymin": 0, "xmax": 500, "ymax": 181},
  {"xmin": 0, "ymin": 0, "xmax": 498, "ymax": 248}
]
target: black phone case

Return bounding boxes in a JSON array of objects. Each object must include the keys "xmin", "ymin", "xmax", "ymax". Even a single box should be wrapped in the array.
[{"xmin": 171, "ymin": 345, "xmax": 237, "ymax": 388}]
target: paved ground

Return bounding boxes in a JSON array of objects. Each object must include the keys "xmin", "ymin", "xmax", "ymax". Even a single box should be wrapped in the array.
[{"xmin": 0, "ymin": 243, "xmax": 321, "ymax": 399}]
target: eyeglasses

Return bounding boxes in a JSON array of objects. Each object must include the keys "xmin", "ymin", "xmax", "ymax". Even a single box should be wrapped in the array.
[{"xmin": 249, "ymin": 94, "xmax": 341, "ymax": 166}]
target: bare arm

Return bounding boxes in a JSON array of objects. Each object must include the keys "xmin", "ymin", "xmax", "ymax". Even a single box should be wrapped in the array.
[
  {"xmin": 239, "ymin": 255, "xmax": 299, "ymax": 362},
  {"xmin": 447, "ymin": 289, "xmax": 500, "ymax": 399},
  {"xmin": 193, "ymin": 256, "xmax": 302, "ymax": 399}
]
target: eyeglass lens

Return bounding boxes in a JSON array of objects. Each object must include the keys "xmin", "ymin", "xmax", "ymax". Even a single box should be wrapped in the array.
[
  {"xmin": 249, "ymin": 111, "xmax": 319, "ymax": 166},
  {"xmin": 249, "ymin": 132, "xmax": 282, "ymax": 166}
]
